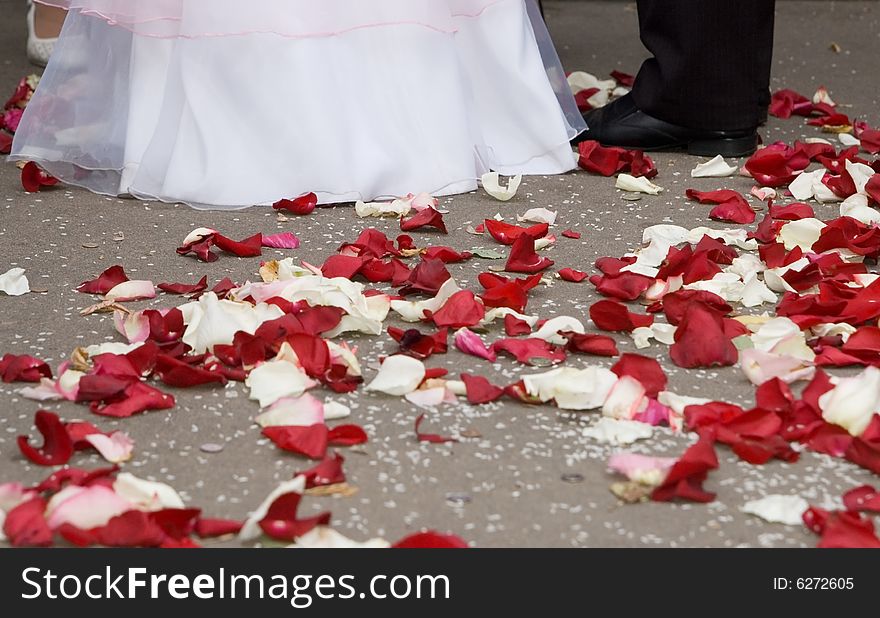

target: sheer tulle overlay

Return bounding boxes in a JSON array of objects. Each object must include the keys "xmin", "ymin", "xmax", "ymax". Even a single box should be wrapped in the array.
[{"xmin": 12, "ymin": 0, "xmax": 584, "ymax": 209}]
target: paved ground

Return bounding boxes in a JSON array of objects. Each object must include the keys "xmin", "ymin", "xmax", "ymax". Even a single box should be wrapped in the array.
[{"xmin": 1, "ymin": 1, "xmax": 879, "ymax": 547}]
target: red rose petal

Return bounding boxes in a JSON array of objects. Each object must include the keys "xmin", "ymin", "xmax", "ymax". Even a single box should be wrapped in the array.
[
  {"xmin": 263, "ymin": 424, "xmax": 328, "ymax": 459},
  {"xmin": 504, "ymin": 314, "xmax": 532, "ymax": 336},
  {"xmin": 213, "ymin": 232, "xmax": 263, "ymax": 258},
  {"xmin": 842, "ymin": 485, "xmax": 880, "ymax": 513},
  {"xmin": 505, "ymin": 234, "xmax": 554, "ymax": 274},
  {"xmin": 261, "ymin": 232, "xmax": 301, "ymax": 250},
  {"xmin": 327, "ymin": 424, "xmax": 368, "ymax": 447},
  {"xmin": 273, "ymin": 192, "xmax": 318, "ymax": 215},
  {"xmin": 610, "ymin": 70, "xmax": 635, "ymax": 87},
  {"xmin": 195, "ymin": 518, "xmax": 244, "ymax": 538},
  {"xmin": 77, "ymin": 265, "xmax": 129, "ymax": 294},
  {"xmin": 483, "ymin": 220, "xmax": 549, "ymax": 245},
  {"xmin": 431, "ymin": 290, "xmax": 485, "ymax": 328},
  {"xmin": 492, "ymin": 338, "xmax": 566, "ymax": 365},
  {"xmin": 399, "ymin": 257, "xmax": 451, "ymax": 296},
  {"xmin": 90, "ymin": 381, "xmax": 175, "ymax": 418},
  {"xmin": 651, "ymin": 433, "xmax": 719, "ymax": 503},
  {"xmin": 562, "ymin": 332, "xmax": 619, "ymax": 357},
  {"xmin": 299, "ymin": 452, "xmax": 346, "ymax": 489},
  {"xmin": 589, "ymin": 299, "xmax": 654, "ymax": 332},
  {"xmin": 154, "ymin": 354, "xmax": 227, "ymax": 388},
  {"xmin": 460, "ymin": 373, "xmax": 505, "ymax": 404},
  {"xmin": 669, "ymin": 304, "xmax": 738, "ymax": 368},
  {"xmin": 259, "ymin": 492, "xmax": 331, "ymax": 541},
  {"xmin": 611, "ymin": 353, "xmax": 667, "ymax": 398},
  {"xmin": 400, "ymin": 207, "xmax": 447, "ymax": 234},
  {"xmin": 157, "ymin": 275, "xmax": 208, "ymax": 295},
  {"xmin": 558, "ymin": 267, "xmax": 589, "ymax": 283},
  {"xmin": 18, "ymin": 410, "xmax": 74, "ymax": 466},
  {"xmin": 3, "ymin": 497, "xmax": 52, "ymax": 547},
  {"xmin": 414, "ymin": 413, "xmax": 458, "ymax": 443},
  {"xmin": 422, "ymin": 246, "xmax": 473, "ymax": 263},
  {"xmin": 686, "ymin": 189, "xmax": 755, "ymax": 225},
  {"xmin": 0, "ymin": 353, "xmax": 52, "ymax": 382},
  {"xmin": 392, "ymin": 531, "xmax": 468, "ymax": 548},
  {"xmin": 21, "ymin": 161, "xmax": 57, "ymax": 193},
  {"xmin": 562, "ymin": 229, "xmax": 581, "ymax": 239}
]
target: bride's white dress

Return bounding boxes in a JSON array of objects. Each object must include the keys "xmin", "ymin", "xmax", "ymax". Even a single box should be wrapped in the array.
[{"xmin": 11, "ymin": 0, "xmax": 584, "ymax": 209}]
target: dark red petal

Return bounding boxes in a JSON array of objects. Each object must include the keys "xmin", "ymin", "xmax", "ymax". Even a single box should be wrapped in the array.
[
  {"xmin": 504, "ymin": 314, "xmax": 532, "ymax": 336},
  {"xmin": 589, "ymin": 299, "xmax": 654, "ymax": 332},
  {"xmin": 195, "ymin": 518, "xmax": 244, "ymax": 538},
  {"xmin": 505, "ymin": 234, "xmax": 554, "ymax": 274},
  {"xmin": 258, "ymin": 491, "xmax": 330, "ymax": 541},
  {"xmin": 77, "ymin": 265, "xmax": 129, "ymax": 294},
  {"xmin": 151, "ymin": 508, "xmax": 201, "ymax": 540},
  {"xmin": 299, "ymin": 452, "xmax": 346, "ymax": 489},
  {"xmin": 669, "ymin": 305, "xmax": 738, "ymax": 368},
  {"xmin": 414, "ymin": 413, "xmax": 458, "ymax": 443},
  {"xmin": 327, "ymin": 424, "xmax": 368, "ymax": 446},
  {"xmin": 273, "ymin": 192, "xmax": 318, "ymax": 215},
  {"xmin": 400, "ymin": 207, "xmax": 448, "ymax": 234},
  {"xmin": 18, "ymin": 410, "xmax": 74, "ymax": 466},
  {"xmin": 651, "ymin": 433, "xmax": 719, "ymax": 503},
  {"xmin": 562, "ymin": 332, "xmax": 619, "ymax": 357},
  {"xmin": 399, "ymin": 257, "xmax": 451, "ymax": 296},
  {"xmin": 686, "ymin": 188, "xmax": 755, "ymax": 225},
  {"xmin": 213, "ymin": 232, "xmax": 263, "ymax": 258},
  {"xmin": 0, "ymin": 353, "xmax": 52, "ymax": 382},
  {"xmin": 157, "ymin": 275, "xmax": 208, "ymax": 295},
  {"xmin": 89, "ymin": 381, "xmax": 176, "ymax": 418},
  {"xmin": 154, "ymin": 354, "xmax": 227, "ymax": 388}
]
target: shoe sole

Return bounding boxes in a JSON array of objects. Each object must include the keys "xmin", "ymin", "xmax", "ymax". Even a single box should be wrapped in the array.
[{"xmin": 572, "ymin": 134, "xmax": 759, "ymax": 158}]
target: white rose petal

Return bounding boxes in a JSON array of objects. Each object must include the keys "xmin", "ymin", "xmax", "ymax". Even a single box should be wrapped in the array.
[
  {"xmin": 602, "ymin": 376, "xmax": 649, "ymax": 421},
  {"xmin": 254, "ymin": 394, "xmax": 325, "ymax": 428},
  {"xmin": 818, "ymin": 366, "xmax": 880, "ymax": 436},
  {"xmin": 517, "ymin": 208, "xmax": 557, "ymax": 225},
  {"xmin": 583, "ymin": 417, "xmax": 654, "ymax": 445},
  {"xmin": 616, "ymin": 173, "xmax": 663, "ymax": 195},
  {"xmin": 113, "ymin": 473, "xmax": 185, "ymax": 511},
  {"xmin": 288, "ymin": 527, "xmax": 390, "ymax": 549},
  {"xmin": 530, "ymin": 316, "xmax": 585, "ymax": 345},
  {"xmin": 691, "ymin": 155, "xmax": 738, "ymax": 178},
  {"xmin": 523, "ymin": 366, "xmax": 618, "ymax": 411},
  {"xmin": 778, "ymin": 218, "xmax": 826, "ymax": 251},
  {"xmin": 742, "ymin": 495, "xmax": 809, "ymax": 526},
  {"xmin": 481, "ymin": 172, "xmax": 523, "ymax": 201},
  {"xmin": 45, "ymin": 485, "xmax": 132, "ymax": 530},
  {"xmin": 104, "ymin": 280, "xmax": 156, "ymax": 302},
  {"xmin": 366, "ymin": 355, "xmax": 426, "ymax": 396},
  {"xmin": 0, "ymin": 268, "xmax": 30, "ymax": 296},
  {"xmin": 247, "ymin": 359, "xmax": 316, "ymax": 409}
]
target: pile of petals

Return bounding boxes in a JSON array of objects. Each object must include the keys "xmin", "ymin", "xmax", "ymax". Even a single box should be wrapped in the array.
[{"xmin": 1, "ymin": 74, "xmax": 38, "ymax": 154}]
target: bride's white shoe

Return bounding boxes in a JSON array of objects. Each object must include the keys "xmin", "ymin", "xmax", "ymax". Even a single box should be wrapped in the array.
[{"xmin": 26, "ymin": 1, "xmax": 58, "ymax": 67}]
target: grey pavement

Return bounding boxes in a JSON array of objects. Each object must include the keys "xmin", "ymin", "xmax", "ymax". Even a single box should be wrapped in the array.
[{"xmin": 1, "ymin": 1, "xmax": 879, "ymax": 547}]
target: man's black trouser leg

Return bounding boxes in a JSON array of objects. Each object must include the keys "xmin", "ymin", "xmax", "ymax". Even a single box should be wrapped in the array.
[{"xmin": 631, "ymin": 0, "xmax": 776, "ymax": 131}]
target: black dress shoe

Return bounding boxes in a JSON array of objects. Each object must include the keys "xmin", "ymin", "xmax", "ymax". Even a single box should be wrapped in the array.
[{"xmin": 575, "ymin": 94, "xmax": 759, "ymax": 157}]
